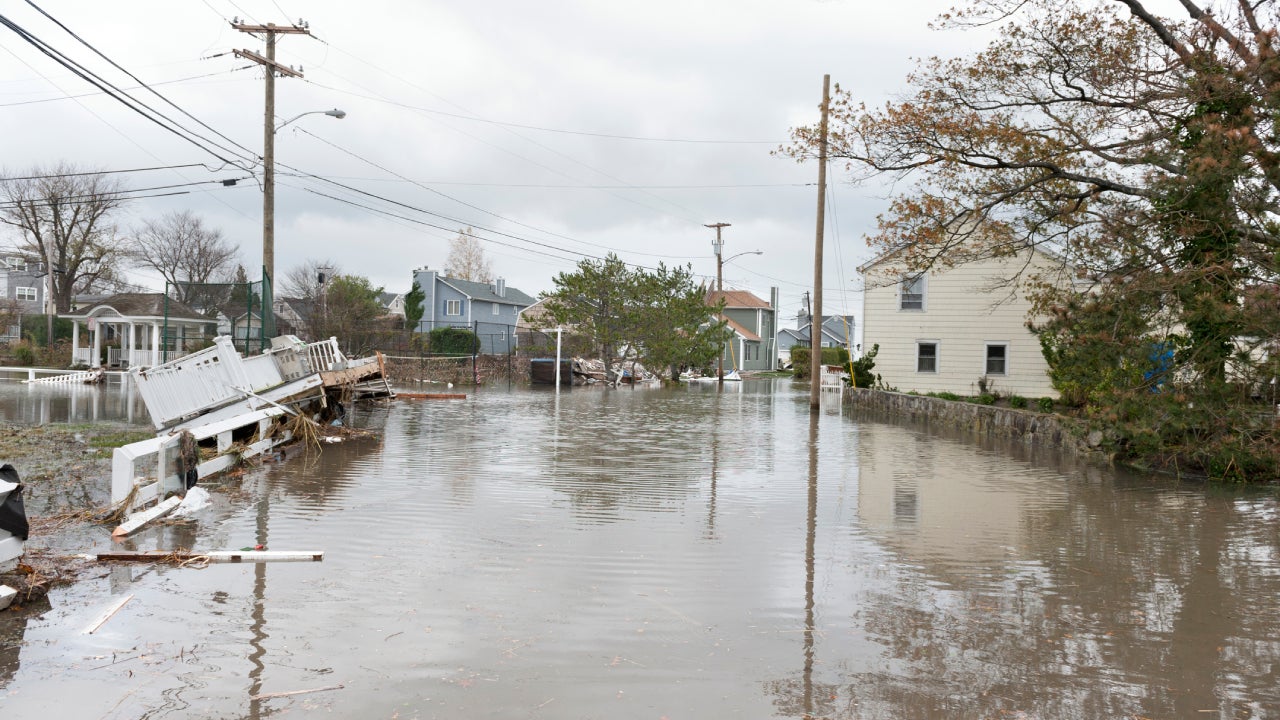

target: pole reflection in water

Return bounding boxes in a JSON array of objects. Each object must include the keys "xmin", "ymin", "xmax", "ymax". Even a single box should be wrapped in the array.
[{"xmin": 803, "ymin": 412, "xmax": 818, "ymax": 717}]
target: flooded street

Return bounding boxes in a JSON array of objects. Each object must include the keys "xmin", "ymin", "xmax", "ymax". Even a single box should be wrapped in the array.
[{"xmin": 3, "ymin": 379, "xmax": 1280, "ymax": 718}]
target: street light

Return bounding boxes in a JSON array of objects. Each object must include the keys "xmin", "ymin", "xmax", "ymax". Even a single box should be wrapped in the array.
[{"xmin": 263, "ymin": 107, "xmax": 345, "ymax": 307}]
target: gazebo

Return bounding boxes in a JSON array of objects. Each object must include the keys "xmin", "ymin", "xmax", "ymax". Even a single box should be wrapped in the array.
[{"xmin": 64, "ymin": 293, "xmax": 214, "ymax": 369}]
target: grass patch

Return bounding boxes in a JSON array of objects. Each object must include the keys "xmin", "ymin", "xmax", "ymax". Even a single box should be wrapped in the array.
[{"xmin": 87, "ymin": 430, "xmax": 155, "ymax": 449}]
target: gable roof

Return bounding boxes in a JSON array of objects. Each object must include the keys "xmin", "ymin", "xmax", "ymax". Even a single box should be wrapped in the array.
[
  {"xmin": 706, "ymin": 289, "xmax": 771, "ymax": 310},
  {"xmin": 439, "ymin": 276, "xmax": 536, "ymax": 306}
]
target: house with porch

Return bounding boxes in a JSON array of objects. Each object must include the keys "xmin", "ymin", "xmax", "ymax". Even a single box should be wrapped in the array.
[
  {"xmin": 706, "ymin": 288, "xmax": 779, "ymax": 373},
  {"xmin": 859, "ymin": 246, "xmax": 1075, "ymax": 398},
  {"xmin": 411, "ymin": 267, "xmax": 536, "ymax": 354},
  {"xmin": 63, "ymin": 293, "xmax": 214, "ymax": 369}
]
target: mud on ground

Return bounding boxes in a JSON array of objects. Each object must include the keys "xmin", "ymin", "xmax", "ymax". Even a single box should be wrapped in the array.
[{"xmin": 0, "ymin": 422, "xmax": 151, "ymax": 611}]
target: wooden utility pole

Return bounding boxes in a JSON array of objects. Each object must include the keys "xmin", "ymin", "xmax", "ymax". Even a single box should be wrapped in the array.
[
  {"xmin": 232, "ymin": 21, "xmax": 310, "ymax": 291},
  {"xmin": 705, "ymin": 222, "xmax": 731, "ymax": 383},
  {"xmin": 809, "ymin": 74, "xmax": 831, "ymax": 411}
]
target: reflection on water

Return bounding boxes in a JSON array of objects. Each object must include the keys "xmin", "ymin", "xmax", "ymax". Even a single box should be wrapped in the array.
[
  {"xmin": 0, "ymin": 379, "xmax": 148, "ymax": 426},
  {"xmin": 1, "ymin": 380, "xmax": 1278, "ymax": 718}
]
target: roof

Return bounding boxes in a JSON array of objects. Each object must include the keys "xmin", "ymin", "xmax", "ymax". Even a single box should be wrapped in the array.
[
  {"xmin": 706, "ymin": 289, "xmax": 771, "ymax": 309},
  {"xmin": 65, "ymin": 293, "xmax": 209, "ymax": 322},
  {"xmin": 440, "ymin": 276, "xmax": 537, "ymax": 307},
  {"xmin": 378, "ymin": 291, "xmax": 403, "ymax": 305}
]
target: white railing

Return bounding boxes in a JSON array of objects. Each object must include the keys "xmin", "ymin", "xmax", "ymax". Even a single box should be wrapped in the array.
[
  {"xmin": 305, "ymin": 337, "xmax": 347, "ymax": 373},
  {"xmin": 73, "ymin": 347, "xmax": 92, "ymax": 366}
]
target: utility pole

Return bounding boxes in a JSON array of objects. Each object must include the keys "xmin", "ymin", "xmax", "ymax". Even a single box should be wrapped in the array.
[
  {"xmin": 232, "ymin": 19, "xmax": 310, "ymax": 292},
  {"xmin": 809, "ymin": 74, "xmax": 831, "ymax": 412},
  {"xmin": 706, "ymin": 222, "xmax": 731, "ymax": 383}
]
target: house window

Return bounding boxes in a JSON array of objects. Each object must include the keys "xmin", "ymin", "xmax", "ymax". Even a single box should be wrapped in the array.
[
  {"xmin": 445, "ymin": 299, "xmax": 461, "ymax": 316},
  {"xmin": 899, "ymin": 275, "xmax": 925, "ymax": 311},
  {"xmin": 6, "ymin": 257, "xmax": 27, "ymax": 271},
  {"xmin": 917, "ymin": 342, "xmax": 938, "ymax": 373},
  {"xmin": 986, "ymin": 343, "xmax": 1008, "ymax": 375},
  {"xmin": 16, "ymin": 287, "xmax": 37, "ymax": 301},
  {"xmin": 492, "ymin": 303, "xmax": 500, "ymax": 315}
]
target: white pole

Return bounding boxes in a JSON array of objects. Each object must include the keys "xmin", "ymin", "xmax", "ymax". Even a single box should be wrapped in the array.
[{"xmin": 554, "ymin": 326, "xmax": 563, "ymax": 394}]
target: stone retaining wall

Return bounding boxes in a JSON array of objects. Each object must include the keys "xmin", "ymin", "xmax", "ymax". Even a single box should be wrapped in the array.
[{"xmin": 846, "ymin": 388, "xmax": 1095, "ymax": 455}]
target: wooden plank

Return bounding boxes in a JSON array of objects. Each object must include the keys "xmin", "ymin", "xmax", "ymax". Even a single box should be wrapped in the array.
[
  {"xmin": 83, "ymin": 594, "xmax": 134, "ymax": 634},
  {"xmin": 111, "ymin": 496, "xmax": 182, "ymax": 538},
  {"xmin": 397, "ymin": 393, "xmax": 467, "ymax": 400},
  {"xmin": 97, "ymin": 550, "xmax": 324, "ymax": 563}
]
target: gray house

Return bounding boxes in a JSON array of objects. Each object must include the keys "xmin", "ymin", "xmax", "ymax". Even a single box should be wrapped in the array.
[
  {"xmin": 706, "ymin": 288, "xmax": 779, "ymax": 373},
  {"xmin": 0, "ymin": 254, "xmax": 45, "ymax": 342},
  {"xmin": 411, "ymin": 267, "xmax": 536, "ymax": 354},
  {"xmin": 777, "ymin": 311, "xmax": 856, "ymax": 366}
]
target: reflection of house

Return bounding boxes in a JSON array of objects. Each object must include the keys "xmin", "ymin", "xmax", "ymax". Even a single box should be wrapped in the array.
[
  {"xmin": 859, "ymin": 247, "xmax": 1069, "ymax": 398},
  {"xmin": 706, "ymin": 288, "xmax": 778, "ymax": 372},
  {"xmin": 856, "ymin": 421, "xmax": 1067, "ymax": 576},
  {"xmin": 777, "ymin": 311, "xmax": 856, "ymax": 366},
  {"xmin": 411, "ymin": 267, "xmax": 536, "ymax": 354},
  {"xmin": 0, "ymin": 254, "xmax": 44, "ymax": 342},
  {"xmin": 63, "ymin": 293, "xmax": 213, "ymax": 368}
]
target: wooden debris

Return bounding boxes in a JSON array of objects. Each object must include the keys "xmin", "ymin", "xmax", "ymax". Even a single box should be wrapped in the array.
[
  {"xmin": 250, "ymin": 683, "xmax": 344, "ymax": 701},
  {"xmin": 84, "ymin": 593, "xmax": 134, "ymax": 634},
  {"xmin": 97, "ymin": 550, "xmax": 324, "ymax": 564},
  {"xmin": 111, "ymin": 495, "xmax": 182, "ymax": 538}
]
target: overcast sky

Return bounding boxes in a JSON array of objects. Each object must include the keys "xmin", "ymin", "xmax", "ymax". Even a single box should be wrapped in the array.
[{"xmin": 0, "ymin": 0, "xmax": 990, "ymax": 324}]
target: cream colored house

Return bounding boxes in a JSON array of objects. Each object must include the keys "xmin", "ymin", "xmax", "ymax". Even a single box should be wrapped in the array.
[{"xmin": 860, "ymin": 247, "xmax": 1072, "ymax": 398}]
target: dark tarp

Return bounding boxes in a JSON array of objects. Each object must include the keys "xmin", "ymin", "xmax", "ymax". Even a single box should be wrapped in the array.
[{"xmin": 0, "ymin": 464, "xmax": 29, "ymax": 541}]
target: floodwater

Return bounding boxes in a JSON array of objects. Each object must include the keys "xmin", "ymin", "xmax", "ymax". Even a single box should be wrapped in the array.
[
  {"xmin": 0, "ymin": 375, "xmax": 148, "ymax": 426},
  {"xmin": 2, "ymin": 379, "xmax": 1280, "ymax": 718}
]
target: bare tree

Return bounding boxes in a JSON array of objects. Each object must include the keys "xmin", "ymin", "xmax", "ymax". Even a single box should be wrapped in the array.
[
  {"xmin": 130, "ymin": 210, "xmax": 239, "ymax": 304},
  {"xmin": 444, "ymin": 227, "xmax": 493, "ymax": 282},
  {"xmin": 280, "ymin": 258, "xmax": 342, "ymax": 303},
  {"xmin": 0, "ymin": 162, "xmax": 127, "ymax": 311}
]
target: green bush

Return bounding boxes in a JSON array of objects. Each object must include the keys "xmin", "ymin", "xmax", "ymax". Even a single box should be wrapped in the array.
[
  {"xmin": 1009, "ymin": 395, "xmax": 1028, "ymax": 409},
  {"xmin": 790, "ymin": 346, "xmax": 851, "ymax": 379},
  {"xmin": 12, "ymin": 342, "xmax": 36, "ymax": 366},
  {"xmin": 1037, "ymin": 397, "xmax": 1055, "ymax": 413},
  {"xmin": 428, "ymin": 327, "xmax": 479, "ymax": 355},
  {"xmin": 974, "ymin": 394, "xmax": 997, "ymax": 405},
  {"xmin": 844, "ymin": 344, "xmax": 881, "ymax": 389},
  {"xmin": 929, "ymin": 391, "xmax": 962, "ymax": 402}
]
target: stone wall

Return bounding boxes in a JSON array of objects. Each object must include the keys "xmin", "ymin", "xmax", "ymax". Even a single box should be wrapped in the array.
[{"xmin": 846, "ymin": 388, "xmax": 1096, "ymax": 455}]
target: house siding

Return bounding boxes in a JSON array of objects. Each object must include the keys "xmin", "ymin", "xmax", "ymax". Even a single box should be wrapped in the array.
[{"xmin": 862, "ymin": 251, "xmax": 1064, "ymax": 398}]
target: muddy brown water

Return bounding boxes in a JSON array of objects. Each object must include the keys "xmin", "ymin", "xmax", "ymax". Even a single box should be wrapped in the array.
[{"xmin": 1, "ymin": 379, "xmax": 1278, "ymax": 718}]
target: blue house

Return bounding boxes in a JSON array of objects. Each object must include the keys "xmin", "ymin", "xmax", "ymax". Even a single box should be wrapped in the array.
[{"xmin": 411, "ymin": 267, "xmax": 536, "ymax": 354}]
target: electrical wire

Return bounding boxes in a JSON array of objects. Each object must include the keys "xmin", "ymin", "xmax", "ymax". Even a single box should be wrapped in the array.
[
  {"xmin": 0, "ymin": 68, "xmax": 250, "ymax": 108},
  {"xmin": 0, "ymin": 163, "xmax": 221, "ymax": 181}
]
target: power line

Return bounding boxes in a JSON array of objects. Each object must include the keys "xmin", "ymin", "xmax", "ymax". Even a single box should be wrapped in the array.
[
  {"xmin": 0, "ymin": 12, "xmax": 258, "ymax": 169},
  {"xmin": 301, "ymin": 77, "xmax": 781, "ymax": 145},
  {"xmin": 0, "ymin": 68, "xmax": 250, "ymax": 108},
  {"xmin": 0, "ymin": 163, "xmax": 220, "ymax": 181},
  {"xmin": 22, "ymin": 1, "xmax": 262, "ymax": 166}
]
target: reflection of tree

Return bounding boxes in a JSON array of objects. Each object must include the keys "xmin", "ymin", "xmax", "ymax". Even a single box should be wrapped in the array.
[{"xmin": 844, "ymin": 469, "xmax": 1280, "ymax": 718}]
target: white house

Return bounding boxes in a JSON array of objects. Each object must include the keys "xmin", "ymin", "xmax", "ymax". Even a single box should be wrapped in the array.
[{"xmin": 859, "ymin": 246, "xmax": 1074, "ymax": 398}]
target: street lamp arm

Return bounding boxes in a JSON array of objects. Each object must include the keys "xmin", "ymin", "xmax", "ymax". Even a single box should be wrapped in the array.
[
  {"xmin": 722, "ymin": 250, "xmax": 764, "ymax": 265},
  {"xmin": 275, "ymin": 108, "xmax": 346, "ymax": 132}
]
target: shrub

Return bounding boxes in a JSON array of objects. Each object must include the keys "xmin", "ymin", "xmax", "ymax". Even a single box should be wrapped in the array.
[
  {"xmin": 975, "ymin": 394, "xmax": 997, "ymax": 405},
  {"xmin": 1037, "ymin": 397, "xmax": 1055, "ymax": 413},
  {"xmin": 12, "ymin": 342, "xmax": 36, "ymax": 366},
  {"xmin": 844, "ymin": 343, "xmax": 881, "ymax": 389},
  {"xmin": 428, "ymin": 327, "xmax": 480, "ymax": 355},
  {"xmin": 790, "ymin": 347, "xmax": 850, "ymax": 378},
  {"xmin": 1009, "ymin": 395, "xmax": 1028, "ymax": 409},
  {"xmin": 929, "ymin": 391, "xmax": 962, "ymax": 402}
]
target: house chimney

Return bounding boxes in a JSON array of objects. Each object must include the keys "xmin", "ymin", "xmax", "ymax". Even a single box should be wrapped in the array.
[{"xmin": 495, "ymin": 277, "xmax": 506, "ymax": 298}]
